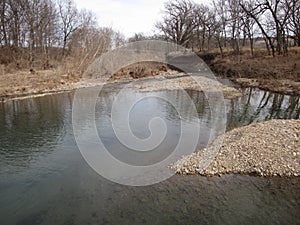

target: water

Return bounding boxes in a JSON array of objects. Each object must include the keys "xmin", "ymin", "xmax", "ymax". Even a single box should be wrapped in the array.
[
  {"xmin": 226, "ymin": 88, "xmax": 300, "ymax": 130},
  {"xmin": 0, "ymin": 86, "xmax": 299, "ymax": 224}
]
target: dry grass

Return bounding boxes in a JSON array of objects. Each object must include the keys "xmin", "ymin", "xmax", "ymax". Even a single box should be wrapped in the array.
[
  {"xmin": 207, "ymin": 47, "xmax": 300, "ymax": 80},
  {"xmin": 0, "ymin": 69, "xmax": 79, "ymax": 101},
  {"xmin": 201, "ymin": 47, "xmax": 300, "ymax": 95},
  {"xmin": 0, "ymin": 61, "xmax": 172, "ymax": 101},
  {"xmin": 1, "ymin": 46, "xmax": 299, "ymax": 101},
  {"xmin": 110, "ymin": 62, "xmax": 169, "ymax": 81},
  {"xmin": 0, "ymin": 47, "xmax": 103, "ymax": 101}
]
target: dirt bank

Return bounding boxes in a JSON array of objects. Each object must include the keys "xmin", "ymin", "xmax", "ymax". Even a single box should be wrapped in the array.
[
  {"xmin": 0, "ymin": 69, "xmax": 80, "ymax": 102},
  {"xmin": 171, "ymin": 119, "xmax": 300, "ymax": 177},
  {"xmin": 0, "ymin": 63, "xmax": 161, "ymax": 102},
  {"xmin": 234, "ymin": 78, "xmax": 300, "ymax": 96},
  {"xmin": 201, "ymin": 48, "xmax": 300, "ymax": 95},
  {"xmin": 0, "ymin": 62, "xmax": 243, "ymax": 102}
]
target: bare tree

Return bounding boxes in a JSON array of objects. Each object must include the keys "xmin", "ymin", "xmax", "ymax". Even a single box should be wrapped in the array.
[
  {"xmin": 288, "ymin": 0, "xmax": 300, "ymax": 46},
  {"xmin": 227, "ymin": 0, "xmax": 243, "ymax": 55},
  {"xmin": 58, "ymin": 0, "xmax": 80, "ymax": 57},
  {"xmin": 69, "ymin": 23, "xmax": 114, "ymax": 74},
  {"xmin": 240, "ymin": 0, "xmax": 293, "ymax": 56},
  {"xmin": 240, "ymin": 10, "xmax": 256, "ymax": 57},
  {"xmin": 155, "ymin": 0, "xmax": 198, "ymax": 47},
  {"xmin": 0, "ymin": 0, "xmax": 8, "ymax": 46},
  {"xmin": 193, "ymin": 4, "xmax": 215, "ymax": 51},
  {"xmin": 128, "ymin": 33, "xmax": 149, "ymax": 42},
  {"xmin": 213, "ymin": 0, "xmax": 230, "ymax": 48},
  {"xmin": 112, "ymin": 31, "xmax": 126, "ymax": 48},
  {"xmin": 240, "ymin": 0, "xmax": 276, "ymax": 56},
  {"xmin": 0, "ymin": 0, "xmax": 125, "ymax": 74},
  {"xmin": 22, "ymin": 0, "xmax": 44, "ymax": 66},
  {"xmin": 264, "ymin": 0, "xmax": 292, "ymax": 55},
  {"xmin": 212, "ymin": 13, "xmax": 226, "ymax": 57},
  {"xmin": 8, "ymin": 0, "xmax": 25, "ymax": 49}
]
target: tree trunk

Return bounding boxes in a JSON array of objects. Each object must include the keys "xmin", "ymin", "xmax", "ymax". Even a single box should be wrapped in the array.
[
  {"xmin": 62, "ymin": 34, "xmax": 67, "ymax": 57},
  {"xmin": 201, "ymin": 28, "xmax": 206, "ymax": 51},
  {"xmin": 217, "ymin": 36, "xmax": 224, "ymax": 58},
  {"xmin": 264, "ymin": 37, "xmax": 271, "ymax": 56},
  {"xmin": 29, "ymin": 27, "xmax": 35, "ymax": 67},
  {"xmin": 0, "ymin": 0, "xmax": 8, "ymax": 46},
  {"xmin": 269, "ymin": 39, "xmax": 275, "ymax": 57},
  {"xmin": 249, "ymin": 36, "xmax": 254, "ymax": 58}
]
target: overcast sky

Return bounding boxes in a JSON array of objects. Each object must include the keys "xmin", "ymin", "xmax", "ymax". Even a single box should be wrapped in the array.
[{"xmin": 75, "ymin": 0, "xmax": 211, "ymax": 38}]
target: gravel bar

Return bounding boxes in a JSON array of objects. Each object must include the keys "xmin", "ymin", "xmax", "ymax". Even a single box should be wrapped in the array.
[
  {"xmin": 171, "ymin": 119, "xmax": 300, "ymax": 177},
  {"xmin": 132, "ymin": 75, "xmax": 243, "ymax": 99}
]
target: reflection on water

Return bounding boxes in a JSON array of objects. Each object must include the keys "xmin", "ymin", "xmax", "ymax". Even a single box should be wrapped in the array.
[
  {"xmin": 0, "ymin": 95, "xmax": 73, "ymax": 173},
  {"xmin": 95, "ymin": 89, "xmax": 216, "ymax": 168},
  {"xmin": 226, "ymin": 88, "xmax": 300, "ymax": 130},
  {"xmin": 0, "ymin": 87, "xmax": 299, "ymax": 225}
]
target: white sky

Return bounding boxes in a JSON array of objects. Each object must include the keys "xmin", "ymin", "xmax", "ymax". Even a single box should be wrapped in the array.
[{"xmin": 75, "ymin": 0, "xmax": 211, "ymax": 38}]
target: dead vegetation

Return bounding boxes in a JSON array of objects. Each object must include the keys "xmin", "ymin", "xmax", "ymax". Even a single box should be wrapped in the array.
[
  {"xmin": 110, "ymin": 62, "xmax": 169, "ymax": 81},
  {"xmin": 201, "ymin": 47, "xmax": 300, "ymax": 95},
  {"xmin": 0, "ymin": 62, "xmax": 175, "ymax": 102},
  {"xmin": 0, "ymin": 69, "xmax": 79, "ymax": 102},
  {"xmin": 209, "ymin": 48, "xmax": 300, "ymax": 80}
]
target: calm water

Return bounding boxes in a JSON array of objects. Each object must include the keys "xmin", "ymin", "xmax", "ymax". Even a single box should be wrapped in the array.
[{"xmin": 0, "ymin": 86, "xmax": 299, "ymax": 225}]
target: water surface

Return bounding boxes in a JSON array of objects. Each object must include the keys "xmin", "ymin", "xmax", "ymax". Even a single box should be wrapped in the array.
[{"xmin": 0, "ymin": 86, "xmax": 299, "ymax": 224}]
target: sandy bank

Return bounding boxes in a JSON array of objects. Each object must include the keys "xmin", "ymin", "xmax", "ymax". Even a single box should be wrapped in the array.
[{"xmin": 171, "ymin": 119, "xmax": 300, "ymax": 177}]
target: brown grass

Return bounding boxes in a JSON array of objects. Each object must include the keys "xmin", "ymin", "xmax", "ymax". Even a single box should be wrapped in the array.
[
  {"xmin": 1, "ymin": 46, "xmax": 299, "ymax": 101},
  {"xmin": 0, "ymin": 69, "xmax": 79, "ymax": 101},
  {"xmin": 203, "ymin": 47, "xmax": 300, "ymax": 81},
  {"xmin": 110, "ymin": 62, "xmax": 169, "ymax": 81}
]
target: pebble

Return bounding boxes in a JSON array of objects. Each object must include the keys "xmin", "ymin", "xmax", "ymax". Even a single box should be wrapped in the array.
[
  {"xmin": 132, "ymin": 75, "xmax": 243, "ymax": 99},
  {"xmin": 170, "ymin": 120, "xmax": 300, "ymax": 177}
]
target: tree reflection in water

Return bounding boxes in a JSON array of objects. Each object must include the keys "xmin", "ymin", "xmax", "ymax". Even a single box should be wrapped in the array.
[
  {"xmin": 226, "ymin": 88, "xmax": 300, "ymax": 131},
  {"xmin": 0, "ymin": 93, "xmax": 73, "ymax": 169}
]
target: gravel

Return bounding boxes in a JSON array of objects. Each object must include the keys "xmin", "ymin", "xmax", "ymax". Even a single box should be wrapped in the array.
[
  {"xmin": 171, "ymin": 119, "xmax": 300, "ymax": 177},
  {"xmin": 131, "ymin": 74, "xmax": 243, "ymax": 99}
]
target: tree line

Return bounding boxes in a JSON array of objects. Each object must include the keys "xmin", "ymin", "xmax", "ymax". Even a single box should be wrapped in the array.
[
  {"xmin": 1, "ymin": 0, "xmax": 299, "ymax": 71},
  {"xmin": 155, "ymin": 0, "xmax": 300, "ymax": 57},
  {"xmin": 0, "ymin": 0, "xmax": 125, "ymax": 70}
]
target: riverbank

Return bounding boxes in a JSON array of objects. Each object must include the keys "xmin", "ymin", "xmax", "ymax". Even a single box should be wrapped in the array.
[
  {"xmin": 0, "ymin": 62, "xmax": 243, "ymax": 102},
  {"xmin": 171, "ymin": 119, "xmax": 300, "ymax": 177},
  {"xmin": 0, "ymin": 69, "xmax": 80, "ymax": 102},
  {"xmin": 202, "ymin": 47, "xmax": 300, "ymax": 96},
  {"xmin": 1, "ymin": 47, "xmax": 300, "ymax": 102},
  {"xmin": 234, "ymin": 78, "xmax": 300, "ymax": 96},
  {"xmin": 2, "ymin": 48, "xmax": 300, "ymax": 102}
]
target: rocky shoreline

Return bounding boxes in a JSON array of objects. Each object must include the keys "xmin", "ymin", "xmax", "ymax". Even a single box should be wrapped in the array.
[{"xmin": 171, "ymin": 120, "xmax": 300, "ymax": 177}]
